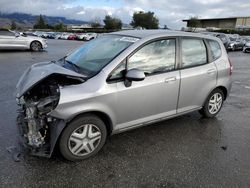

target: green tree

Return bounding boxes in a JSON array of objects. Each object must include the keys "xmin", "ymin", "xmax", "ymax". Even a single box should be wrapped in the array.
[
  {"xmin": 10, "ymin": 20, "xmax": 17, "ymax": 30},
  {"xmin": 103, "ymin": 15, "xmax": 122, "ymax": 30},
  {"xmin": 131, "ymin": 11, "xmax": 159, "ymax": 29},
  {"xmin": 34, "ymin": 15, "xmax": 46, "ymax": 29},
  {"xmin": 54, "ymin": 23, "xmax": 66, "ymax": 31},
  {"xmin": 188, "ymin": 16, "xmax": 200, "ymax": 31}
]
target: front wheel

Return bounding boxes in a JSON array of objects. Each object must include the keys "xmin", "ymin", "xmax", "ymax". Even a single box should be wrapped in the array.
[
  {"xmin": 30, "ymin": 41, "xmax": 42, "ymax": 51},
  {"xmin": 199, "ymin": 89, "xmax": 224, "ymax": 118},
  {"xmin": 59, "ymin": 114, "xmax": 107, "ymax": 161}
]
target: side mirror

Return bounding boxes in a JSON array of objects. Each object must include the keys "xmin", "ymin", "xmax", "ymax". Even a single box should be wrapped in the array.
[{"xmin": 124, "ymin": 68, "xmax": 145, "ymax": 87}]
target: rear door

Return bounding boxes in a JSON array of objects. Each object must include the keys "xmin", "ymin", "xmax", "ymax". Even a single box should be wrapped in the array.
[
  {"xmin": 0, "ymin": 30, "xmax": 26, "ymax": 49},
  {"xmin": 177, "ymin": 37, "xmax": 217, "ymax": 113},
  {"xmin": 0, "ymin": 30, "xmax": 15, "ymax": 49}
]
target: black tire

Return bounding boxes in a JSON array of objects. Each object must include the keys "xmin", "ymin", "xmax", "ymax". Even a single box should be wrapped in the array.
[
  {"xmin": 59, "ymin": 114, "xmax": 107, "ymax": 161},
  {"xmin": 199, "ymin": 89, "xmax": 224, "ymax": 118},
  {"xmin": 30, "ymin": 41, "xmax": 42, "ymax": 51}
]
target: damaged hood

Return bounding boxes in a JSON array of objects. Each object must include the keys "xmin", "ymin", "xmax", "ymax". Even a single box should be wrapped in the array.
[{"xmin": 16, "ymin": 61, "xmax": 86, "ymax": 98}]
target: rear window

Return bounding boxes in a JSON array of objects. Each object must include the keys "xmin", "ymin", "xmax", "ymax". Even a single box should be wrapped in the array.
[{"xmin": 208, "ymin": 40, "xmax": 222, "ymax": 61}]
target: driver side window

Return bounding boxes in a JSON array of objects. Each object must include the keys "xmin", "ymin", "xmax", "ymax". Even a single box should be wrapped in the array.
[{"xmin": 128, "ymin": 39, "xmax": 176, "ymax": 75}]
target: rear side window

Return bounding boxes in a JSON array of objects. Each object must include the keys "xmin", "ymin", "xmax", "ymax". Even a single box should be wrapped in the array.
[
  {"xmin": 0, "ymin": 30, "xmax": 15, "ymax": 36},
  {"xmin": 181, "ymin": 38, "xmax": 207, "ymax": 68},
  {"xmin": 208, "ymin": 40, "xmax": 222, "ymax": 60}
]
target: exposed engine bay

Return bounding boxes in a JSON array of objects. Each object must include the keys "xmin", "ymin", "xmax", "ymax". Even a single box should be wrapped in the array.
[{"xmin": 17, "ymin": 74, "xmax": 83, "ymax": 156}]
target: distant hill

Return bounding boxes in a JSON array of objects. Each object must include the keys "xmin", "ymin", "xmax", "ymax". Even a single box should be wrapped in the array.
[{"xmin": 0, "ymin": 12, "xmax": 90, "ymax": 29}]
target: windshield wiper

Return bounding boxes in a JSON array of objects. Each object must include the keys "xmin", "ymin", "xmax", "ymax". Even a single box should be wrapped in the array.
[{"xmin": 64, "ymin": 59, "xmax": 81, "ymax": 73}]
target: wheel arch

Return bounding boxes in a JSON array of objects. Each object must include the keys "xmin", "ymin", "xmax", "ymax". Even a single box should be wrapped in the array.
[
  {"xmin": 216, "ymin": 86, "xmax": 228, "ymax": 100},
  {"xmin": 49, "ymin": 110, "xmax": 113, "ymax": 157},
  {"xmin": 202, "ymin": 86, "xmax": 228, "ymax": 108},
  {"xmin": 67, "ymin": 111, "xmax": 113, "ymax": 135},
  {"xmin": 30, "ymin": 40, "xmax": 43, "ymax": 50}
]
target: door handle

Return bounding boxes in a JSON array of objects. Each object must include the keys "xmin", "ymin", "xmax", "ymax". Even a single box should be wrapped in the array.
[
  {"xmin": 207, "ymin": 69, "xmax": 216, "ymax": 74},
  {"xmin": 165, "ymin": 77, "xmax": 176, "ymax": 83}
]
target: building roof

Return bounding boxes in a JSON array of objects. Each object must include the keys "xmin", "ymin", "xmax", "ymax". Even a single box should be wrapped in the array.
[
  {"xmin": 183, "ymin": 16, "xmax": 250, "ymax": 22},
  {"xmin": 110, "ymin": 29, "xmax": 208, "ymax": 39}
]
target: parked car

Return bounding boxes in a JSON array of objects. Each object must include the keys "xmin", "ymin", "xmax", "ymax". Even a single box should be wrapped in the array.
[
  {"xmin": 22, "ymin": 32, "xmax": 37, "ymax": 37},
  {"xmin": 201, "ymin": 32, "xmax": 230, "ymax": 49},
  {"xmin": 76, "ymin": 33, "xmax": 88, "ymax": 40},
  {"xmin": 76, "ymin": 33, "xmax": 97, "ymax": 41},
  {"xmin": 46, "ymin": 32, "xmax": 56, "ymax": 39},
  {"xmin": 243, "ymin": 42, "xmax": 250, "ymax": 53},
  {"xmin": 241, "ymin": 36, "xmax": 250, "ymax": 45},
  {"xmin": 60, "ymin": 33, "xmax": 70, "ymax": 40},
  {"xmin": 54, "ymin": 33, "xmax": 63, "ymax": 40},
  {"xmin": 67, "ymin": 34, "xmax": 77, "ymax": 40},
  {"xmin": 84, "ymin": 33, "xmax": 97, "ymax": 41},
  {"xmin": 227, "ymin": 36, "xmax": 244, "ymax": 51},
  {"xmin": 33, "ymin": 31, "xmax": 45, "ymax": 37},
  {"xmin": 16, "ymin": 30, "xmax": 232, "ymax": 161},
  {"xmin": 0, "ymin": 29, "xmax": 47, "ymax": 51}
]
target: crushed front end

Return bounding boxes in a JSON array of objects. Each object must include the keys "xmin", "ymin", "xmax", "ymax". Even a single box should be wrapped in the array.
[
  {"xmin": 15, "ymin": 62, "xmax": 85, "ymax": 157},
  {"xmin": 16, "ymin": 79, "xmax": 61, "ymax": 157}
]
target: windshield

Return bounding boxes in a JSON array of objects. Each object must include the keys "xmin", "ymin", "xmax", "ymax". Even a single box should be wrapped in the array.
[{"xmin": 64, "ymin": 35, "xmax": 138, "ymax": 77}]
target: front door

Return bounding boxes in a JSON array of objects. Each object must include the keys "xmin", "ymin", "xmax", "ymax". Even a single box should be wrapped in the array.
[{"xmin": 108, "ymin": 38, "xmax": 180, "ymax": 131}]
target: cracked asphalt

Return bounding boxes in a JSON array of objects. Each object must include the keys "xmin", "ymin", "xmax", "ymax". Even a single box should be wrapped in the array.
[{"xmin": 0, "ymin": 40, "xmax": 249, "ymax": 188}]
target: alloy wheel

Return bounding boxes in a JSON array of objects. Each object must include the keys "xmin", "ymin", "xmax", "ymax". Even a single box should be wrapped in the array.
[
  {"xmin": 208, "ymin": 93, "xmax": 223, "ymax": 114},
  {"xmin": 31, "ymin": 41, "xmax": 41, "ymax": 51}
]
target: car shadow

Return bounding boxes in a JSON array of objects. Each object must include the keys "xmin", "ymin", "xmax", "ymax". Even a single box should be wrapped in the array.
[{"xmin": 0, "ymin": 49, "xmax": 47, "ymax": 53}]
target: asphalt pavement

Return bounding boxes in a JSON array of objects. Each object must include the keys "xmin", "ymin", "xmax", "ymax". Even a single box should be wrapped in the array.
[{"xmin": 0, "ymin": 39, "xmax": 249, "ymax": 188}]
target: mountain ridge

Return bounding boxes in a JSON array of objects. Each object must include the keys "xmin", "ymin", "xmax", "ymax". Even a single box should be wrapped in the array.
[{"xmin": 0, "ymin": 12, "xmax": 90, "ymax": 29}]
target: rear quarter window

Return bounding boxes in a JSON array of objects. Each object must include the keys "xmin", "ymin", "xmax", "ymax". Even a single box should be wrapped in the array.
[
  {"xmin": 208, "ymin": 40, "xmax": 222, "ymax": 61},
  {"xmin": 0, "ymin": 30, "xmax": 15, "ymax": 36}
]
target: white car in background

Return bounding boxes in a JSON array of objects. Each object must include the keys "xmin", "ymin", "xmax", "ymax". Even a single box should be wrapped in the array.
[
  {"xmin": 0, "ymin": 29, "xmax": 47, "ymax": 51},
  {"xmin": 60, "ymin": 33, "xmax": 71, "ymax": 40},
  {"xmin": 76, "ymin": 33, "xmax": 88, "ymax": 40},
  {"xmin": 76, "ymin": 33, "xmax": 97, "ymax": 41},
  {"xmin": 84, "ymin": 33, "xmax": 98, "ymax": 41}
]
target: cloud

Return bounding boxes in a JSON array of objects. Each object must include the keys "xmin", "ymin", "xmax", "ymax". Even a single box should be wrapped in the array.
[
  {"xmin": 0, "ymin": 0, "xmax": 249, "ymax": 29},
  {"xmin": 122, "ymin": 0, "xmax": 250, "ymax": 28}
]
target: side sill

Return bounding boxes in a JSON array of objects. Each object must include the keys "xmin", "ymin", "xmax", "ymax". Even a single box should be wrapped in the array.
[{"xmin": 111, "ymin": 107, "xmax": 202, "ymax": 135}]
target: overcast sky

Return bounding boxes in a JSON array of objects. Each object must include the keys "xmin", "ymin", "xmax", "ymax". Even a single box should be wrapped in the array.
[{"xmin": 0, "ymin": 0, "xmax": 250, "ymax": 29}]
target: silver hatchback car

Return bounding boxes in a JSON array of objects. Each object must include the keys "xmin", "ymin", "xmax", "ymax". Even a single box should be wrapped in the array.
[{"xmin": 16, "ymin": 30, "xmax": 232, "ymax": 161}]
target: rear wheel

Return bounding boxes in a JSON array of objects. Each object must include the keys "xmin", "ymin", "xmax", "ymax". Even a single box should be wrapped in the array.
[
  {"xmin": 199, "ymin": 89, "xmax": 224, "ymax": 118},
  {"xmin": 30, "ymin": 41, "xmax": 42, "ymax": 51},
  {"xmin": 59, "ymin": 114, "xmax": 107, "ymax": 161}
]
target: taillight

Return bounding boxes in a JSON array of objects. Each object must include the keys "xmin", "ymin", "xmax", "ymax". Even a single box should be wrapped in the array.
[{"xmin": 228, "ymin": 58, "xmax": 233, "ymax": 76}]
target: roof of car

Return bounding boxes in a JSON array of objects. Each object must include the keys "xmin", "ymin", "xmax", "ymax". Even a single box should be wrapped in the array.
[{"xmin": 110, "ymin": 29, "xmax": 211, "ymax": 39}]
